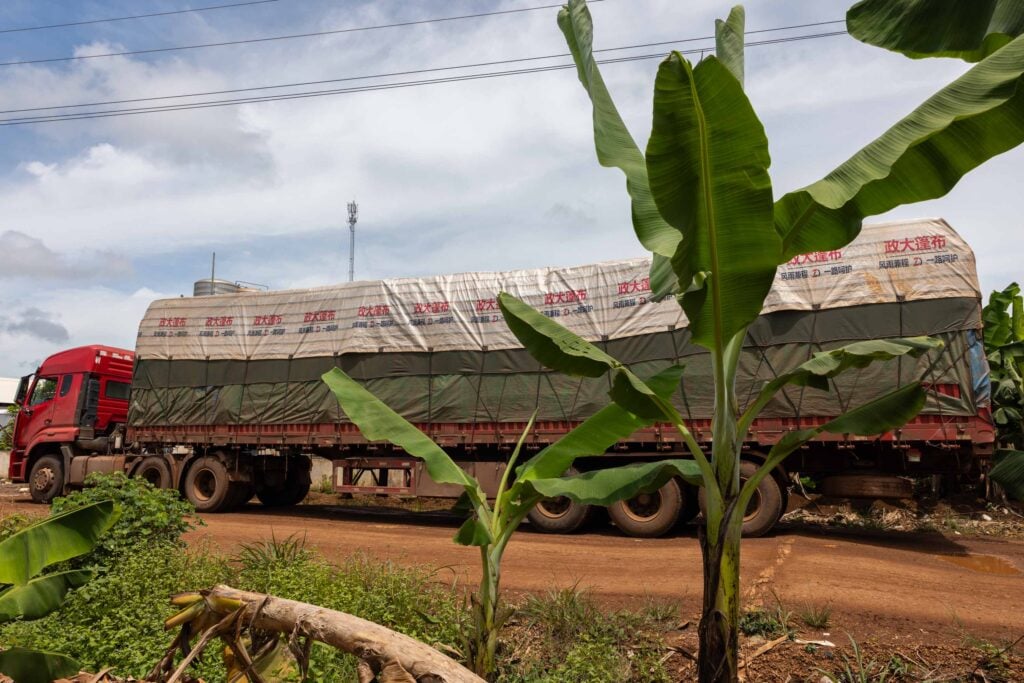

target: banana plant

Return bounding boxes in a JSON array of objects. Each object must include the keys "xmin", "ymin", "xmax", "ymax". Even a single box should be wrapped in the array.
[
  {"xmin": 322, "ymin": 364, "xmax": 701, "ymax": 679},
  {"xmin": 558, "ymin": 0, "xmax": 1024, "ymax": 680},
  {"xmin": 982, "ymin": 283, "xmax": 1024, "ymax": 499},
  {"xmin": 0, "ymin": 500, "xmax": 120, "ymax": 683}
]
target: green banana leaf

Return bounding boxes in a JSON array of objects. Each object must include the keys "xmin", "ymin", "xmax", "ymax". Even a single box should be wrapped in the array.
[
  {"xmin": 645, "ymin": 52, "xmax": 778, "ymax": 349},
  {"xmin": 0, "ymin": 501, "xmax": 118, "ymax": 586},
  {"xmin": 0, "ymin": 648, "xmax": 81, "ymax": 683},
  {"xmin": 740, "ymin": 383, "xmax": 928, "ymax": 504},
  {"xmin": 983, "ymin": 282, "xmax": 1023, "ymax": 351},
  {"xmin": 739, "ymin": 337, "xmax": 941, "ymax": 431},
  {"xmin": 715, "ymin": 5, "xmax": 746, "ymax": 84},
  {"xmin": 0, "ymin": 569, "xmax": 93, "ymax": 622},
  {"xmin": 525, "ymin": 459, "xmax": 702, "ymax": 505},
  {"xmin": 321, "ymin": 368, "xmax": 488, "ymax": 509},
  {"xmin": 847, "ymin": 0, "xmax": 1024, "ymax": 62},
  {"xmin": 497, "ymin": 292, "xmax": 619, "ymax": 377},
  {"xmin": 497, "ymin": 292, "xmax": 685, "ymax": 420},
  {"xmin": 991, "ymin": 449, "xmax": 1024, "ymax": 500},
  {"xmin": 556, "ymin": 0, "xmax": 679, "ymax": 259},
  {"xmin": 774, "ymin": 33, "xmax": 1024, "ymax": 260},
  {"xmin": 516, "ymin": 365, "xmax": 685, "ymax": 481}
]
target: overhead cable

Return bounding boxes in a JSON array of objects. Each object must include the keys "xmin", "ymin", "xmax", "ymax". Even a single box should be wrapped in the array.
[
  {"xmin": 0, "ymin": 21, "xmax": 846, "ymax": 115},
  {"xmin": 0, "ymin": 1, "xmax": 610, "ymax": 67},
  {"xmin": 0, "ymin": 0, "xmax": 282, "ymax": 35},
  {"xmin": 0, "ymin": 30, "xmax": 847, "ymax": 126}
]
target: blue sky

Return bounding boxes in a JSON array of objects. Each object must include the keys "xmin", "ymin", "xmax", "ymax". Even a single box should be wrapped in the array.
[{"xmin": 0, "ymin": 0, "xmax": 1020, "ymax": 376}]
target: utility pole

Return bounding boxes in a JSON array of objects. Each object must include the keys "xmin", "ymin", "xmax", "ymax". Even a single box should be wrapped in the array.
[{"xmin": 347, "ymin": 200, "xmax": 359, "ymax": 282}]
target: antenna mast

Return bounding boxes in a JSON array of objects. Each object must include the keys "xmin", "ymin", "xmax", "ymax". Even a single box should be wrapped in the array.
[{"xmin": 347, "ymin": 201, "xmax": 359, "ymax": 282}]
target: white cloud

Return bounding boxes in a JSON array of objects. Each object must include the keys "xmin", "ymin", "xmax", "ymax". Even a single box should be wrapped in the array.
[
  {"xmin": 0, "ymin": 287, "xmax": 163, "ymax": 376},
  {"xmin": 0, "ymin": 0, "xmax": 1020, "ymax": 376}
]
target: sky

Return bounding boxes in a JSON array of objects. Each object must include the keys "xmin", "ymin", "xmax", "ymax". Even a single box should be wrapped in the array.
[{"xmin": 0, "ymin": 0, "xmax": 1020, "ymax": 377}]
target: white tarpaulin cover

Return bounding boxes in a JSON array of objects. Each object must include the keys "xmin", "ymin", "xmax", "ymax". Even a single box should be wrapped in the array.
[{"xmin": 135, "ymin": 218, "xmax": 979, "ymax": 361}]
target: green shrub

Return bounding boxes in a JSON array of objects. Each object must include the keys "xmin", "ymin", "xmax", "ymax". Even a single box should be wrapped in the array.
[
  {"xmin": 51, "ymin": 472, "xmax": 199, "ymax": 561},
  {"xmin": 0, "ymin": 544, "xmax": 231, "ymax": 681},
  {"xmin": 0, "ymin": 513, "xmax": 32, "ymax": 541},
  {"xmin": 235, "ymin": 550, "xmax": 466, "ymax": 682}
]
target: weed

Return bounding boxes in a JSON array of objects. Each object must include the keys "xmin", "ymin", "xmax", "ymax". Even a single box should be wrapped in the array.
[
  {"xmin": 800, "ymin": 602, "xmax": 833, "ymax": 629},
  {"xmin": 501, "ymin": 586, "xmax": 671, "ymax": 683},
  {"xmin": 316, "ymin": 474, "xmax": 334, "ymax": 494},
  {"xmin": 818, "ymin": 635, "xmax": 892, "ymax": 683},
  {"xmin": 740, "ymin": 608, "xmax": 785, "ymax": 637},
  {"xmin": 236, "ymin": 531, "xmax": 312, "ymax": 571}
]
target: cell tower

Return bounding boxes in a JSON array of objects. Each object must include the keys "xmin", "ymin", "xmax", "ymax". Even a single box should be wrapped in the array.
[{"xmin": 347, "ymin": 200, "xmax": 358, "ymax": 282}]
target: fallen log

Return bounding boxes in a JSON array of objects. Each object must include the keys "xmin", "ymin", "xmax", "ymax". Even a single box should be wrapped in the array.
[{"xmin": 156, "ymin": 585, "xmax": 484, "ymax": 683}]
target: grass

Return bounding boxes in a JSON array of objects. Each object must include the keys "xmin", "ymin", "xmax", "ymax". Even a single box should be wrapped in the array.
[
  {"xmin": 800, "ymin": 602, "xmax": 832, "ymax": 629},
  {"xmin": 498, "ymin": 586, "xmax": 674, "ymax": 683}
]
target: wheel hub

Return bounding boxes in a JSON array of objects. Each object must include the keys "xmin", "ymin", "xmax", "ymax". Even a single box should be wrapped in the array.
[
  {"xmin": 623, "ymin": 490, "xmax": 662, "ymax": 522},
  {"xmin": 32, "ymin": 466, "xmax": 55, "ymax": 492}
]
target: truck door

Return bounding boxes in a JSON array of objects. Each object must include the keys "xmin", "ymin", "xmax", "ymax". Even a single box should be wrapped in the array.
[
  {"xmin": 14, "ymin": 375, "xmax": 60, "ymax": 451},
  {"xmin": 49, "ymin": 374, "xmax": 78, "ymax": 428}
]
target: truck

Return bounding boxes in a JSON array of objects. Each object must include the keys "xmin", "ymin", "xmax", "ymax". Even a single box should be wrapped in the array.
[{"xmin": 7, "ymin": 218, "xmax": 994, "ymax": 537}]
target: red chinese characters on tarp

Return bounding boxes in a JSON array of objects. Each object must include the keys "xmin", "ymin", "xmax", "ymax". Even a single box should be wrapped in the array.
[
  {"xmin": 253, "ymin": 315, "xmax": 283, "ymax": 326},
  {"xmin": 617, "ymin": 278, "xmax": 651, "ymax": 295},
  {"xmin": 158, "ymin": 317, "xmax": 187, "ymax": 328},
  {"xmin": 883, "ymin": 234, "xmax": 947, "ymax": 254},
  {"xmin": 544, "ymin": 289, "xmax": 588, "ymax": 305},
  {"xmin": 305, "ymin": 310, "xmax": 337, "ymax": 322},
  {"xmin": 205, "ymin": 316, "xmax": 233, "ymax": 327},
  {"xmin": 786, "ymin": 250, "xmax": 842, "ymax": 266},
  {"xmin": 355, "ymin": 306, "xmax": 388, "ymax": 318},
  {"xmin": 413, "ymin": 301, "xmax": 450, "ymax": 314}
]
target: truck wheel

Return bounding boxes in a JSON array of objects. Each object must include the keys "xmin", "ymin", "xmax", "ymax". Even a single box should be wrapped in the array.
[
  {"xmin": 29, "ymin": 454, "xmax": 64, "ymax": 504},
  {"xmin": 608, "ymin": 479, "xmax": 684, "ymax": 538},
  {"xmin": 184, "ymin": 456, "xmax": 233, "ymax": 512},
  {"xmin": 256, "ymin": 469, "xmax": 311, "ymax": 507},
  {"xmin": 135, "ymin": 456, "xmax": 172, "ymax": 489},
  {"xmin": 525, "ymin": 466, "xmax": 592, "ymax": 533}
]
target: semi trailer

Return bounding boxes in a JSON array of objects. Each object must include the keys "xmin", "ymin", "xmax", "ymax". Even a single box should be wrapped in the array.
[{"xmin": 7, "ymin": 218, "xmax": 994, "ymax": 537}]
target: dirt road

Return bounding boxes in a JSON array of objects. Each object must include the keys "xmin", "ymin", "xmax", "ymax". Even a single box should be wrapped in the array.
[
  {"xmin": 3, "ymin": 492, "xmax": 1021, "ymax": 642},
  {"xmin": 174, "ymin": 501, "xmax": 1024, "ymax": 641}
]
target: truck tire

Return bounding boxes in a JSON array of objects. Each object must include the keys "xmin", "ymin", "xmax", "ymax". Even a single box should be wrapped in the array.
[
  {"xmin": 29, "ymin": 454, "xmax": 64, "ymax": 504},
  {"xmin": 608, "ymin": 478, "xmax": 685, "ymax": 538},
  {"xmin": 256, "ymin": 469, "xmax": 311, "ymax": 507},
  {"xmin": 135, "ymin": 456, "xmax": 172, "ymax": 490},
  {"xmin": 184, "ymin": 456, "xmax": 234, "ymax": 512},
  {"xmin": 698, "ymin": 461, "xmax": 785, "ymax": 538},
  {"xmin": 527, "ymin": 496, "xmax": 592, "ymax": 533},
  {"xmin": 525, "ymin": 466, "xmax": 592, "ymax": 533}
]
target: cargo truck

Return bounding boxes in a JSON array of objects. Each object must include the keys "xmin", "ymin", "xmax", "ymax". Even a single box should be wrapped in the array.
[{"xmin": 7, "ymin": 218, "xmax": 994, "ymax": 537}]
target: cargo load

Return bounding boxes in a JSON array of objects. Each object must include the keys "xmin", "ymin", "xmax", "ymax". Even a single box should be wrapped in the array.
[{"xmin": 130, "ymin": 217, "xmax": 986, "ymax": 430}]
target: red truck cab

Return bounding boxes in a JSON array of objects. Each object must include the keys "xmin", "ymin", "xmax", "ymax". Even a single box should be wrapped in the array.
[{"xmin": 8, "ymin": 345, "xmax": 134, "ymax": 502}]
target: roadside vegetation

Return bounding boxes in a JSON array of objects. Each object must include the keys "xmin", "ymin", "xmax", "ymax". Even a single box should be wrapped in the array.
[{"xmin": 1, "ymin": 475, "xmax": 1022, "ymax": 680}]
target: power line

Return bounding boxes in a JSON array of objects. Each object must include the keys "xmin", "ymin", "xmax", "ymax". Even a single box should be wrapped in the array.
[
  {"xmin": 0, "ymin": 30, "xmax": 847, "ymax": 126},
  {"xmin": 0, "ymin": 1, "xmax": 609, "ymax": 68},
  {"xmin": 0, "ymin": 20, "xmax": 846, "ymax": 116},
  {"xmin": 0, "ymin": 0, "xmax": 282, "ymax": 35}
]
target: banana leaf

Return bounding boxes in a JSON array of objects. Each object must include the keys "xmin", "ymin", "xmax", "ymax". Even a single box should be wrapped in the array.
[{"xmin": 848, "ymin": 0, "xmax": 1024, "ymax": 62}]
